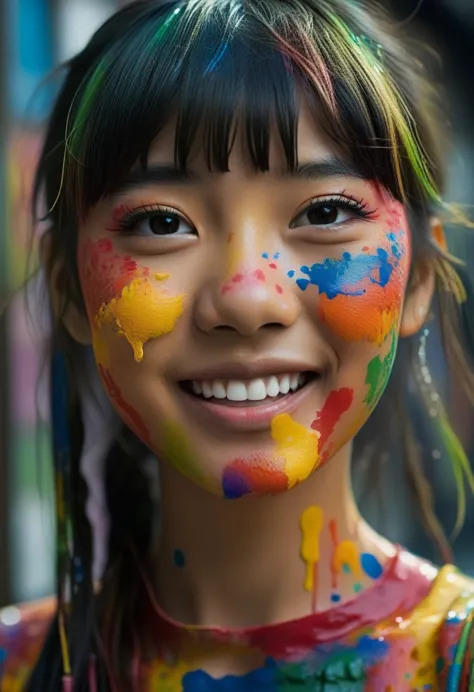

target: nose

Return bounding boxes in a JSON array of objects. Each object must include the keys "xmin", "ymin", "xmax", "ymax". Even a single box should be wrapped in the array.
[{"xmin": 194, "ymin": 250, "xmax": 301, "ymax": 336}]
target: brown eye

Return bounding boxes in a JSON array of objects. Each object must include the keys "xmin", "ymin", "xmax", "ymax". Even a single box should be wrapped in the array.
[
  {"xmin": 290, "ymin": 196, "xmax": 371, "ymax": 230},
  {"xmin": 306, "ymin": 204, "xmax": 339, "ymax": 225},
  {"xmin": 148, "ymin": 213, "xmax": 182, "ymax": 235},
  {"xmin": 132, "ymin": 209, "xmax": 197, "ymax": 237}
]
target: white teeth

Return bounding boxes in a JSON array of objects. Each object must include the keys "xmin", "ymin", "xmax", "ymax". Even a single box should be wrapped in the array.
[
  {"xmin": 247, "ymin": 379, "xmax": 267, "ymax": 401},
  {"xmin": 265, "ymin": 376, "xmax": 280, "ymax": 398},
  {"xmin": 279, "ymin": 375, "xmax": 290, "ymax": 394},
  {"xmin": 201, "ymin": 382, "xmax": 213, "ymax": 399},
  {"xmin": 227, "ymin": 381, "xmax": 248, "ymax": 402},
  {"xmin": 190, "ymin": 373, "xmax": 308, "ymax": 402},
  {"xmin": 212, "ymin": 381, "xmax": 227, "ymax": 399},
  {"xmin": 192, "ymin": 381, "xmax": 202, "ymax": 396}
]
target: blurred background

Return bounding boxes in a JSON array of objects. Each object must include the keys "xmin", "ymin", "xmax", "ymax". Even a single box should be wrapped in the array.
[{"xmin": 0, "ymin": 0, "xmax": 473, "ymax": 608}]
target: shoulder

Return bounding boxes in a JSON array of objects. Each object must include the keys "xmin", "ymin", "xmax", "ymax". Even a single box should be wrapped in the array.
[
  {"xmin": 433, "ymin": 566, "xmax": 474, "ymax": 690},
  {"xmin": 0, "ymin": 598, "xmax": 55, "ymax": 691}
]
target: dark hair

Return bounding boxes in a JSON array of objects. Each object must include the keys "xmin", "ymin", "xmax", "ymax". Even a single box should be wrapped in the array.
[{"xmin": 28, "ymin": 0, "xmax": 474, "ymax": 689}]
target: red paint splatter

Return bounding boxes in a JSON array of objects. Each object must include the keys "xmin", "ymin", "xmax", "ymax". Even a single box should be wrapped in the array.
[
  {"xmin": 79, "ymin": 238, "xmax": 139, "ymax": 316},
  {"xmin": 275, "ymin": 284, "xmax": 283, "ymax": 294},
  {"xmin": 311, "ymin": 388, "xmax": 354, "ymax": 452},
  {"xmin": 269, "ymin": 263, "xmax": 277, "ymax": 269},
  {"xmin": 108, "ymin": 204, "xmax": 130, "ymax": 230},
  {"xmin": 253, "ymin": 269, "xmax": 266, "ymax": 282},
  {"xmin": 232, "ymin": 273, "xmax": 244, "ymax": 283},
  {"xmin": 362, "ymin": 246, "xmax": 370, "ymax": 252},
  {"xmin": 222, "ymin": 458, "xmax": 288, "ymax": 498},
  {"xmin": 99, "ymin": 365, "xmax": 152, "ymax": 446}
]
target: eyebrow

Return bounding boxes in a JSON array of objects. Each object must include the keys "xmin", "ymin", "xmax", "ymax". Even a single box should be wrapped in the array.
[{"xmin": 115, "ymin": 155, "xmax": 366, "ymax": 193}]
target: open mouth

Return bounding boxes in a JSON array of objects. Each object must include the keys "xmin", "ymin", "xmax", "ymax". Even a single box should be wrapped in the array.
[{"xmin": 179, "ymin": 372, "xmax": 318, "ymax": 407}]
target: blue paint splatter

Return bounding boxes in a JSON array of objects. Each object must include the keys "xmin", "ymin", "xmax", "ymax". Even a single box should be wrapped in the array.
[
  {"xmin": 174, "ymin": 549, "xmax": 186, "ymax": 568},
  {"xmin": 342, "ymin": 563, "xmax": 351, "ymax": 574},
  {"xmin": 262, "ymin": 252, "xmax": 269, "ymax": 259},
  {"xmin": 221, "ymin": 471, "xmax": 250, "ymax": 499},
  {"xmin": 273, "ymin": 253, "xmax": 280, "ymax": 259},
  {"xmin": 331, "ymin": 593, "xmax": 341, "ymax": 603},
  {"xmin": 293, "ymin": 248, "xmax": 394, "ymax": 298},
  {"xmin": 289, "ymin": 234, "xmax": 402, "ymax": 299},
  {"xmin": 360, "ymin": 553, "xmax": 383, "ymax": 580}
]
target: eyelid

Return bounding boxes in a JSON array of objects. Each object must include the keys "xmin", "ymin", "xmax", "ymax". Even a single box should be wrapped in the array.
[{"xmin": 113, "ymin": 202, "xmax": 196, "ymax": 234}]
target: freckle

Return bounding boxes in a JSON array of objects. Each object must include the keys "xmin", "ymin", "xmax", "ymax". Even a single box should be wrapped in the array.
[
  {"xmin": 227, "ymin": 231, "xmax": 235, "ymax": 244},
  {"xmin": 269, "ymin": 263, "xmax": 277, "ymax": 269},
  {"xmin": 275, "ymin": 284, "xmax": 283, "ymax": 294},
  {"xmin": 232, "ymin": 273, "xmax": 244, "ymax": 283},
  {"xmin": 254, "ymin": 269, "xmax": 266, "ymax": 282}
]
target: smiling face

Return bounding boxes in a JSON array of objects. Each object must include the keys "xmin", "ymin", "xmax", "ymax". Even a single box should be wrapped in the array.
[{"xmin": 73, "ymin": 104, "xmax": 422, "ymax": 498}]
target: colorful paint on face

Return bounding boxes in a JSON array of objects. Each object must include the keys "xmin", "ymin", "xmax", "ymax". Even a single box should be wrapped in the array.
[
  {"xmin": 271, "ymin": 413, "xmax": 319, "ymax": 487},
  {"xmin": 160, "ymin": 421, "xmax": 218, "ymax": 494},
  {"xmin": 221, "ymin": 458, "xmax": 289, "ymax": 499},
  {"xmin": 364, "ymin": 330, "xmax": 397, "ymax": 409},
  {"xmin": 310, "ymin": 388, "xmax": 354, "ymax": 457},
  {"xmin": 95, "ymin": 275, "xmax": 185, "ymax": 362},
  {"xmin": 99, "ymin": 365, "xmax": 152, "ymax": 446},
  {"xmin": 289, "ymin": 232, "xmax": 408, "ymax": 345},
  {"xmin": 221, "ymin": 269, "xmax": 267, "ymax": 295},
  {"xmin": 80, "ymin": 238, "xmax": 184, "ymax": 363},
  {"xmin": 300, "ymin": 506, "xmax": 324, "ymax": 612}
]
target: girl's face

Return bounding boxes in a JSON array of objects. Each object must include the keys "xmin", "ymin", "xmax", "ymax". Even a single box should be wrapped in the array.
[{"xmin": 74, "ymin": 106, "xmax": 426, "ymax": 498}]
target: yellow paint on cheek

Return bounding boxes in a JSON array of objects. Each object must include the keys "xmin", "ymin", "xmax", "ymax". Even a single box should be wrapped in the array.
[
  {"xmin": 300, "ymin": 506, "xmax": 324, "ymax": 593},
  {"xmin": 95, "ymin": 276, "xmax": 185, "ymax": 362},
  {"xmin": 271, "ymin": 413, "xmax": 319, "ymax": 488}
]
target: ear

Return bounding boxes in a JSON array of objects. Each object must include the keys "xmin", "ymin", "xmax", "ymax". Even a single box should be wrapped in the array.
[
  {"xmin": 42, "ymin": 231, "xmax": 92, "ymax": 345},
  {"xmin": 399, "ymin": 218, "xmax": 446, "ymax": 338}
]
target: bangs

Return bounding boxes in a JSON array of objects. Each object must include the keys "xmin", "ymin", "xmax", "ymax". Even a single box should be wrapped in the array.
[{"xmin": 62, "ymin": 0, "xmax": 440, "ymax": 220}]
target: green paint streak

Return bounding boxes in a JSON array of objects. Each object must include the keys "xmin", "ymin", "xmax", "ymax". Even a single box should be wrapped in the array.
[
  {"xmin": 364, "ymin": 331, "xmax": 397, "ymax": 409},
  {"xmin": 70, "ymin": 58, "xmax": 108, "ymax": 157}
]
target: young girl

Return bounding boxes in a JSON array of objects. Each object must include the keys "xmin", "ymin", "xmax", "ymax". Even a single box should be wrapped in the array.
[{"xmin": 2, "ymin": 0, "xmax": 474, "ymax": 689}]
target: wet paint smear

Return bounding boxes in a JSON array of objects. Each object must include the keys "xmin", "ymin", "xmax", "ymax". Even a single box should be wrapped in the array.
[
  {"xmin": 289, "ymin": 235, "xmax": 406, "ymax": 345},
  {"xmin": 221, "ymin": 458, "xmax": 288, "ymax": 499},
  {"xmin": 99, "ymin": 366, "xmax": 152, "ymax": 446},
  {"xmin": 293, "ymin": 248, "xmax": 395, "ymax": 298},
  {"xmin": 300, "ymin": 506, "xmax": 324, "ymax": 612},
  {"xmin": 161, "ymin": 421, "xmax": 217, "ymax": 494},
  {"xmin": 361, "ymin": 553, "xmax": 383, "ymax": 580},
  {"xmin": 364, "ymin": 331, "xmax": 397, "ymax": 409},
  {"xmin": 271, "ymin": 414, "xmax": 319, "ymax": 487},
  {"xmin": 311, "ymin": 388, "xmax": 354, "ymax": 454},
  {"xmin": 96, "ymin": 276, "xmax": 185, "ymax": 361},
  {"xmin": 174, "ymin": 549, "xmax": 186, "ymax": 569}
]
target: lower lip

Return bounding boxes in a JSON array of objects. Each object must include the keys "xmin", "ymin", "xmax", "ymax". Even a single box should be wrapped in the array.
[{"xmin": 176, "ymin": 379, "xmax": 319, "ymax": 432}]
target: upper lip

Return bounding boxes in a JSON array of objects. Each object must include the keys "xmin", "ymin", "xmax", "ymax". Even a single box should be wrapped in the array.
[{"xmin": 178, "ymin": 358, "xmax": 323, "ymax": 382}]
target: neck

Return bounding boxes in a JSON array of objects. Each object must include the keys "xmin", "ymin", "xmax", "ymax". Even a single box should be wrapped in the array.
[{"xmin": 154, "ymin": 445, "xmax": 395, "ymax": 628}]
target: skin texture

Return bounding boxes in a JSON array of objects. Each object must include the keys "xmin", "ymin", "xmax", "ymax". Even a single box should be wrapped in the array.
[{"xmin": 65, "ymin": 105, "xmax": 435, "ymax": 636}]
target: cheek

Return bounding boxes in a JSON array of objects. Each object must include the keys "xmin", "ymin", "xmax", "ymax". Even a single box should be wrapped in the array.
[
  {"xmin": 78, "ymin": 238, "xmax": 185, "ymax": 363},
  {"xmin": 294, "ymin": 231, "xmax": 410, "ymax": 344}
]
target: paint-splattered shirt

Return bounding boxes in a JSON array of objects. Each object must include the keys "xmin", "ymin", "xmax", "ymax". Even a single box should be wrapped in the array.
[{"xmin": 1, "ymin": 549, "xmax": 474, "ymax": 691}]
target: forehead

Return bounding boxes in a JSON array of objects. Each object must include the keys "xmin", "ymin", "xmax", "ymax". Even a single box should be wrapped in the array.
[{"xmin": 147, "ymin": 100, "xmax": 341, "ymax": 171}]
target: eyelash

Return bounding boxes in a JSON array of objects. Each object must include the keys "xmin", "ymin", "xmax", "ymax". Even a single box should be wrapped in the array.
[
  {"xmin": 111, "ymin": 193, "xmax": 377, "ymax": 235},
  {"xmin": 112, "ymin": 203, "xmax": 189, "ymax": 234},
  {"xmin": 295, "ymin": 193, "xmax": 377, "ymax": 225}
]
